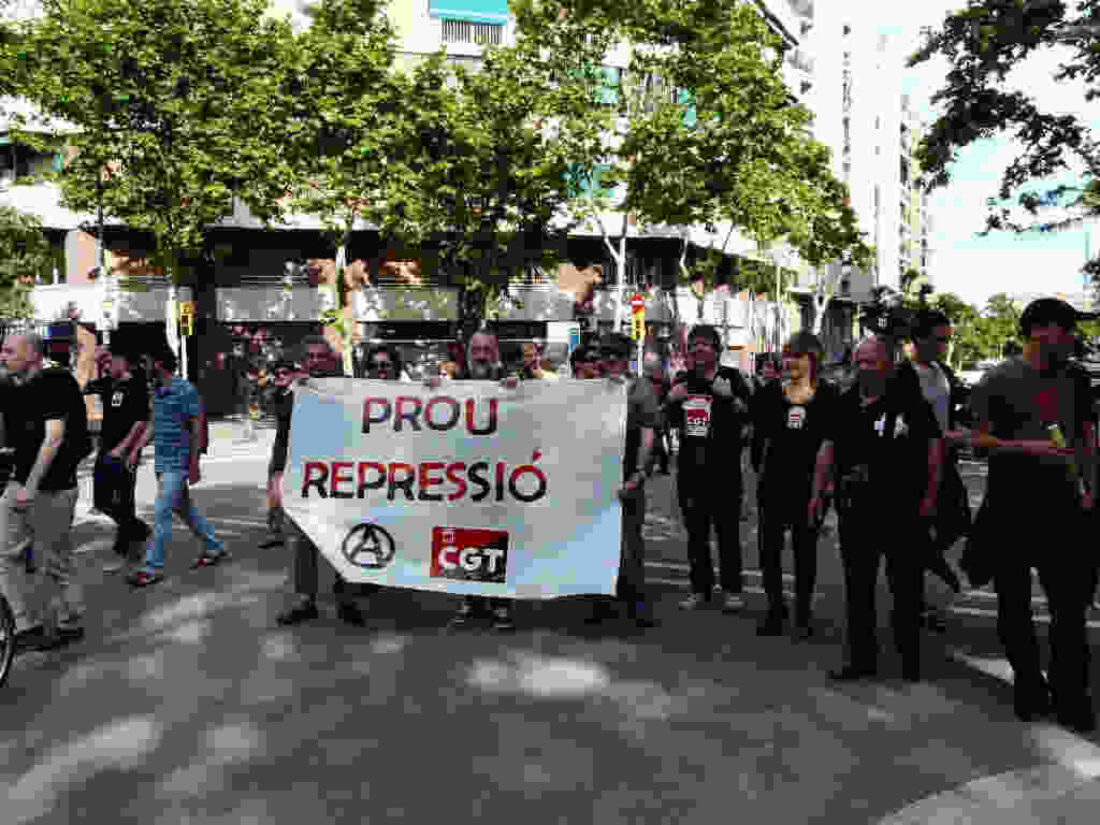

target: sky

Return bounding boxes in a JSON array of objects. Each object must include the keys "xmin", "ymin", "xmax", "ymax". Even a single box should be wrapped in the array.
[{"xmin": 881, "ymin": 0, "xmax": 1100, "ymax": 308}]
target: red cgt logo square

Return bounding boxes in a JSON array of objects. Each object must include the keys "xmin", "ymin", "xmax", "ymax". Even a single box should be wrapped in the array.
[{"xmin": 430, "ymin": 527, "xmax": 509, "ymax": 584}]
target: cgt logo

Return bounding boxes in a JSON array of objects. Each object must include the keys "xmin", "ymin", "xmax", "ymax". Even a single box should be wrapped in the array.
[{"xmin": 430, "ymin": 526, "xmax": 509, "ymax": 584}]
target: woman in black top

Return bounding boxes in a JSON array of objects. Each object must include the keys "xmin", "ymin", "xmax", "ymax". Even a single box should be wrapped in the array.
[{"xmin": 753, "ymin": 332, "xmax": 837, "ymax": 639}]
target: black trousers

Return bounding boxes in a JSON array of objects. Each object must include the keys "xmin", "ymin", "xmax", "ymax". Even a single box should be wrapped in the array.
[
  {"xmin": 837, "ymin": 506, "xmax": 924, "ymax": 672},
  {"xmin": 758, "ymin": 497, "xmax": 818, "ymax": 622},
  {"xmin": 93, "ymin": 453, "xmax": 149, "ymax": 556},
  {"xmin": 678, "ymin": 470, "xmax": 743, "ymax": 595},
  {"xmin": 994, "ymin": 552, "xmax": 1093, "ymax": 711},
  {"xmin": 651, "ymin": 423, "xmax": 670, "ymax": 472}
]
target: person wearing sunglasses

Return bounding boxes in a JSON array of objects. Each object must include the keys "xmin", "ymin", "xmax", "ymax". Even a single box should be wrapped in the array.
[{"xmin": 366, "ymin": 344, "xmax": 402, "ymax": 381}]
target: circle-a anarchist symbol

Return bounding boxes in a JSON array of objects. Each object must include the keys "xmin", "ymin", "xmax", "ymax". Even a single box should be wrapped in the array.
[{"xmin": 341, "ymin": 523, "xmax": 396, "ymax": 570}]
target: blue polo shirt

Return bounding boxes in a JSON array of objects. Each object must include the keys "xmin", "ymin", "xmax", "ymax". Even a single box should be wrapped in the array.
[{"xmin": 153, "ymin": 377, "xmax": 200, "ymax": 473}]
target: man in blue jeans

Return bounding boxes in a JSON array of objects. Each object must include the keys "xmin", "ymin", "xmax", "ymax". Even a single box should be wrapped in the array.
[{"xmin": 127, "ymin": 349, "xmax": 227, "ymax": 587}]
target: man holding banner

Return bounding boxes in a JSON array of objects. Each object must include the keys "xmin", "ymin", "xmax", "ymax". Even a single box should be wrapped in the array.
[
  {"xmin": 587, "ymin": 334, "xmax": 659, "ymax": 628},
  {"xmin": 283, "ymin": 329, "xmax": 627, "ymax": 630},
  {"xmin": 275, "ymin": 341, "xmax": 368, "ymax": 628}
]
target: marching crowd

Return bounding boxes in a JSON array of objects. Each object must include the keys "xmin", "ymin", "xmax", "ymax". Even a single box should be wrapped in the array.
[{"xmin": 0, "ymin": 297, "xmax": 1097, "ymax": 735}]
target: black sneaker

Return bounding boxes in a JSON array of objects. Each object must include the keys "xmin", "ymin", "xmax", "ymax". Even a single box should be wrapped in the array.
[
  {"xmin": 337, "ymin": 602, "xmax": 367, "ymax": 627},
  {"xmin": 828, "ymin": 664, "xmax": 878, "ymax": 682},
  {"xmin": 756, "ymin": 612, "xmax": 786, "ymax": 637},
  {"xmin": 276, "ymin": 601, "xmax": 319, "ymax": 626},
  {"xmin": 15, "ymin": 626, "xmax": 68, "ymax": 653},
  {"xmin": 448, "ymin": 600, "xmax": 477, "ymax": 629},
  {"xmin": 1013, "ymin": 678, "xmax": 1052, "ymax": 722},
  {"xmin": 492, "ymin": 606, "xmax": 516, "ymax": 632},
  {"xmin": 258, "ymin": 535, "xmax": 285, "ymax": 549}
]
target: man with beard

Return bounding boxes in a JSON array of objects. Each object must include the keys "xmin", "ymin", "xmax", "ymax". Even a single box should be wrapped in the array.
[
  {"xmin": 275, "ymin": 337, "xmax": 368, "ymax": 627},
  {"xmin": 664, "ymin": 325, "xmax": 753, "ymax": 613},
  {"xmin": 809, "ymin": 335, "xmax": 943, "ymax": 683},
  {"xmin": 431, "ymin": 329, "xmax": 521, "ymax": 631},
  {"xmin": 964, "ymin": 299, "xmax": 1096, "ymax": 732}
]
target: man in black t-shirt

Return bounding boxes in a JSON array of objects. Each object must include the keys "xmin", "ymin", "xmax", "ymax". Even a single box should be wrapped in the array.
[
  {"xmin": 810, "ymin": 335, "xmax": 943, "ymax": 683},
  {"xmin": 0, "ymin": 332, "xmax": 90, "ymax": 650},
  {"xmin": 664, "ymin": 325, "xmax": 753, "ymax": 613},
  {"xmin": 85, "ymin": 349, "xmax": 151, "ymax": 571}
]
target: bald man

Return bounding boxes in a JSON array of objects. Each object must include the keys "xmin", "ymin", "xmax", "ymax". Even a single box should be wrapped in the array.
[
  {"xmin": 809, "ymin": 335, "xmax": 944, "ymax": 683},
  {"xmin": 0, "ymin": 332, "xmax": 90, "ymax": 650}
]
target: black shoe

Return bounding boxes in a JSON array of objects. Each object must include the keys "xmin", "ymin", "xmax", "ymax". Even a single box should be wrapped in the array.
[
  {"xmin": 492, "ymin": 606, "xmax": 516, "ymax": 632},
  {"xmin": 585, "ymin": 599, "xmax": 617, "ymax": 625},
  {"xmin": 901, "ymin": 662, "xmax": 921, "ymax": 683},
  {"xmin": 448, "ymin": 601, "xmax": 477, "ymax": 629},
  {"xmin": 276, "ymin": 601, "xmax": 319, "ymax": 626},
  {"xmin": 1013, "ymin": 679, "xmax": 1052, "ymax": 722},
  {"xmin": 258, "ymin": 535, "xmax": 285, "ymax": 549},
  {"xmin": 337, "ymin": 602, "xmax": 366, "ymax": 627},
  {"xmin": 828, "ymin": 664, "xmax": 878, "ymax": 682},
  {"xmin": 1056, "ymin": 704, "xmax": 1097, "ymax": 734},
  {"xmin": 15, "ymin": 626, "xmax": 68, "ymax": 652},
  {"xmin": 625, "ymin": 601, "xmax": 657, "ymax": 628},
  {"xmin": 58, "ymin": 625, "xmax": 86, "ymax": 643},
  {"xmin": 757, "ymin": 612, "xmax": 786, "ymax": 637},
  {"xmin": 792, "ymin": 623, "xmax": 814, "ymax": 642}
]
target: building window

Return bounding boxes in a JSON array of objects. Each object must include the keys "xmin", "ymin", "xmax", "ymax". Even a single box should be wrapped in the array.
[{"xmin": 441, "ymin": 19, "xmax": 504, "ymax": 44}]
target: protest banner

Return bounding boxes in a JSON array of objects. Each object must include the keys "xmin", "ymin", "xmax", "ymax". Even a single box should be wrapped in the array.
[{"xmin": 282, "ymin": 378, "xmax": 627, "ymax": 598}]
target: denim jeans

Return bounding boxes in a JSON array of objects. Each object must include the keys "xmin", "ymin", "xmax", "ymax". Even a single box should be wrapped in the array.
[{"xmin": 142, "ymin": 470, "xmax": 223, "ymax": 572}]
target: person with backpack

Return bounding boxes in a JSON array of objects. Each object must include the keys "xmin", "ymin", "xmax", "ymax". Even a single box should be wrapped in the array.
[{"xmin": 0, "ymin": 332, "xmax": 92, "ymax": 650}]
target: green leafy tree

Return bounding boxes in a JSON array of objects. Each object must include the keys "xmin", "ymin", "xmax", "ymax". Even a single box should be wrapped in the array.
[
  {"xmin": 508, "ymin": 0, "xmax": 870, "ymax": 337},
  {"xmin": 0, "ymin": 205, "xmax": 50, "ymax": 318},
  {"xmin": 276, "ymin": 0, "xmax": 398, "ymax": 375},
  {"xmin": 909, "ymin": 0, "xmax": 1100, "ymax": 296},
  {"xmin": 2, "ymin": 0, "xmax": 302, "ymax": 348},
  {"xmin": 385, "ymin": 50, "xmax": 578, "ymax": 340}
]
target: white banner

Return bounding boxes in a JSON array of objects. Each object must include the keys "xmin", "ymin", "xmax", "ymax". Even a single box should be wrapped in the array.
[{"xmin": 283, "ymin": 378, "xmax": 627, "ymax": 599}]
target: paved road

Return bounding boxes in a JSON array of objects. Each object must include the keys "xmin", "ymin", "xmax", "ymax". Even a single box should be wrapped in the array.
[{"xmin": 1, "ymin": 428, "xmax": 1098, "ymax": 824}]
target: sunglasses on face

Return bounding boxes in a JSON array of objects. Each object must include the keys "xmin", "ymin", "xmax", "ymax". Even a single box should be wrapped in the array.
[{"xmin": 370, "ymin": 361, "xmax": 392, "ymax": 370}]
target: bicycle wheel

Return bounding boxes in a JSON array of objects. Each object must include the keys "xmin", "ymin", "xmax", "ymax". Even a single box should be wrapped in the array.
[{"xmin": 0, "ymin": 592, "xmax": 14, "ymax": 688}]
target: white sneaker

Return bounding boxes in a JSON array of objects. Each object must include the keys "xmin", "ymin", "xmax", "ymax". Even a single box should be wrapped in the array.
[
  {"xmin": 102, "ymin": 560, "xmax": 124, "ymax": 574},
  {"xmin": 721, "ymin": 592, "xmax": 746, "ymax": 614},
  {"xmin": 679, "ymin": 592, "xmax": 708, "ymax": 611}
]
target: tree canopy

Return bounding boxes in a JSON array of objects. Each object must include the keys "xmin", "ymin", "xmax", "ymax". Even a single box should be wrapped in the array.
[
  {"xmin": 1, "ymin": 0, "xmax": 303, "ymax": 282},
  {"xmin": 508, "ymin": 0, "xmax": 871, "ymax": 303},
  {"xmin": 909, "ymin": 0, "xmax": 1100, "ymax": 281}
]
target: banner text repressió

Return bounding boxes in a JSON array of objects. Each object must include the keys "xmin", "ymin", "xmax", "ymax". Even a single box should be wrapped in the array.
[{"xmin": 299, "ymin": 454, "xmax": 548, "ymax": 503}]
